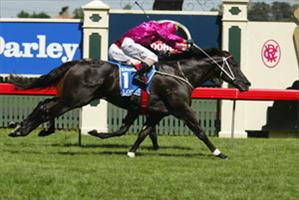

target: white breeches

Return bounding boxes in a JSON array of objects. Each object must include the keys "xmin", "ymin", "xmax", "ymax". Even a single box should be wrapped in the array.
[
  {"xmin": 121, "ymin": 37, "xmax": 158, "ymax": 66},
  {"xmin": 108, "ymin": 43, "xmax": 140, "ymax": 65}
]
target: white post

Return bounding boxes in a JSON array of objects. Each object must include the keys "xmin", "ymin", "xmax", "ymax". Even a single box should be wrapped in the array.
[
  {"xmin": 219, "ymin": 0, "xmax": 249, "ymax": 138},
  {"xmin": 80, "ymin": 0, "xmax": 110, "ymax": 134}
]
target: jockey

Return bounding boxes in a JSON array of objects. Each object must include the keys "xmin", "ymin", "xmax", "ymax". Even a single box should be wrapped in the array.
[{"xmin": 108, "ymin": 20, "xmax": 188, "ymax": 86}]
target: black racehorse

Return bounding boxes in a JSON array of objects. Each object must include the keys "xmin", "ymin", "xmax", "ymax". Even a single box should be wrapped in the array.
[
  {"xmin": 9, "ymin": 45, "xmax": 251, "ymax": 159},
  {"xmin": 26, "ymin": 52, "xmax": 224, "ymax": 149}
]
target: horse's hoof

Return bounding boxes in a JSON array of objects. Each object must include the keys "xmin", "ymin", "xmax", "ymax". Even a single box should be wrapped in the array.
[
  {"xmin": 127, "ymin": 152, "xmax": 135, "ymax": 158},
  {"xmin": 9, "ymin": 131, "xmax": 21, "ymax": 137},
  {"xmin": 38, "ymin": 130, "xmax": 47, "ymax": 137},
  {"xmin": 218, "ymin": 153, "xmax": 229, "ymax": 160},
  {"xmin": 88, "ymin": 130, "xmax": 107, "ymax": 139},
  {"xmin": 9, "ymin": 125, "xmax": 23, "ymax": 137},
  {"xmin": 153, "ymin": 146, "xmax": 160, "ymax": 151},
  {"xmin": 8, "ymin": 121, "xmax": 18, "ymax": 128},
  {"xmin": 38, "ymin": 129, "xmax": 52, "ymax": 137},
  {"xmin": 88, "ymin": 130, "xmax": 99, "ymax": 136},
  {"xmin": 88, "ymin": 130, "xmax": 102, "ymax": 138},
  {"xmin": 8, "ymin": 132, "xmax": 16, "ymax": 137}
]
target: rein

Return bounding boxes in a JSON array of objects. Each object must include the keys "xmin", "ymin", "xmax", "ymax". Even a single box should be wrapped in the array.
[
  {"xmin": 155, "ymin": 70, "xmax": 194, "ymax": 89},
  {"xmin": 176, "ymin": 61, "xmax": 189, "ymax": 80},
  {"xmin": 193, "ymin": 44, "xmax": 236, "ymax": 81}
]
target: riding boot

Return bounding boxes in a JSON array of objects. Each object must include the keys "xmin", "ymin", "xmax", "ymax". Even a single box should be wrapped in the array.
[{"xmin": 134, "ymin": 62, "xmax": 152, "ymax": 88}]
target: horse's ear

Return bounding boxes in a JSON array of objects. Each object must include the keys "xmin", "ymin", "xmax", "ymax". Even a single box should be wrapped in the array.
[
  {"xmin": 188, "ymin": 45, "xmax": 199, "ymax": 55},
  {"xmin": 222, "ymin": 50, "xmax": 232, "ymax": 57}
]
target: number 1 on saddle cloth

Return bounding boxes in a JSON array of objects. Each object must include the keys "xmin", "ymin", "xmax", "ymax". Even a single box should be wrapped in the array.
[{"xmin": 109, "ymin": 61, "xmax": 157, "ymax": 97}]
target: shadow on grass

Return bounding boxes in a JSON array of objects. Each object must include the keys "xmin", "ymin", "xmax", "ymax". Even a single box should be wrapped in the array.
[
  {"xmin": 3, "ymin": 149, "xmax": 42, "ymax": 155},
  {"xmin": 2, "ymin": 147, "xmax": 210, "ymax": 159},
  {"xmin": 57, "ymin": 150, "xmax": 211, "ymax": 158},
  {"xmin": 48, "ymin": 143, "xmax": 193, "ymax": 151},
  {"xmin": 50, "ymin": 143, "xmax": 131, "ymax": 148},
  {"xmin": 1, "ymin": 144, "xmax": 211, "ymax": 158}
]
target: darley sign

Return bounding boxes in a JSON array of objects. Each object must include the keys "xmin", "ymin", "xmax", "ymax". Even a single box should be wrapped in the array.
[
  {"xmin": 0, "ymin": 21, "xmax": 82, "ymax": 75},
  {"xmin": 0, "ymin": 35, "xmax": 78, "ymax": 62}
]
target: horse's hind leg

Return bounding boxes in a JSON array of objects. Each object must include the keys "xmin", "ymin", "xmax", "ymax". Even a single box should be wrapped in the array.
[
  {"xmin": 88, "ymin": 111, "xmax": 159, "ymax": 150},
  {"xmin": 38, "ymin": 118, "xmax": 55, "ymax": 137},
  {"xmin": 9, "ymin": 98, "xmax": 70, "ymax": 137},
  {"xmin": 88, "ymin": 111, "xmax": 139, "ymax": 139},
  {"xmin": 127, "ymin": 115, "xmax": 163, "ymax": 157}
]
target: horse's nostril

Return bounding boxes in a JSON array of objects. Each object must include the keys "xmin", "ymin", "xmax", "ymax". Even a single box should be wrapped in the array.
[{"xmin": 240, "ymin": 85, "xmax": 249, "ymax": 92}]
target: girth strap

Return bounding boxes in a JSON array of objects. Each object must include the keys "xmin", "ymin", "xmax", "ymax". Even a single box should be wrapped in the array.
[{"xmin": 135, "ymin": 63, "xmax": 149, "ymax": 114}]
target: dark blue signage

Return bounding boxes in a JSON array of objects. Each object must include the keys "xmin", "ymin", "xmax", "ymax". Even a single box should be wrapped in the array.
[
  {"xmin": 0, "ymin": 21, "xmax": 82, "ymax": 75},
  {"xmin": 0, "ymin": 14, "xmax": 220, "ymax": 75},
  {"xmin": 109, "ymin": 13, "xmax": 221, "ymax": 48}
]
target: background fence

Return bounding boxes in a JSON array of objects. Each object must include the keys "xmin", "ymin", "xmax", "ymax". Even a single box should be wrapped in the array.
[
  {"xmin": 0, "ymin": 95, "xmax": 79, "ymax": 129},
  {"xmin": 0, "ymin": 95, "xmax": 219, "ymax": 136},
  {"xmin": 108, "ymin": 99, "xmax": 220, "ymax": 136}
]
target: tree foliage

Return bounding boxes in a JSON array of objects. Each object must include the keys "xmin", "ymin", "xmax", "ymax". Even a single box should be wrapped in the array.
[
  {"xmin": 72, "ymin": 8, "xmax": 83, "ymax": 19},
  {"xmin": 248, "ymin": 2, "xmax": 271, "ymax": 21},
  {"xmin": 123, "ymin": 4, "xmax": 132, "ymax": 10},
  {"xmin": 17, "ymin": 10, "xmax": 50, "ymax": 18},
  {"xmin": 248, "ymin": 1, "xmax": 298, "ymax": 22},
  {"xmin": 153, "ymin": 0, "xmax": 184, "ymax": 10},
  {"xmin": 271, "ymin": 2, "xmax": 295, "ymax": 21},
  {"xmin": 152, "ymin": 0, "xmax": 297, "ymax": 22}
]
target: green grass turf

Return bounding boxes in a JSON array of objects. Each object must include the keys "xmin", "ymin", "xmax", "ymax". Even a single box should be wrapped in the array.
[{"xmin": 0, "ymin": 129, "xmax": 298, "ymax": 200}]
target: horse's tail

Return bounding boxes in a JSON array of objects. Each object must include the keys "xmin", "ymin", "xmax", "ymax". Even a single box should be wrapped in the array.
[{"xmin": 9, "ymin": 61, "xmax": 77, "ymax": 90}]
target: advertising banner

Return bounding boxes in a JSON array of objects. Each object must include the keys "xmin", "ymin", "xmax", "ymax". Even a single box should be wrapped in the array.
[{"xmin": 0, "ymin": 21, "xmax": 82, "ymax": 75}]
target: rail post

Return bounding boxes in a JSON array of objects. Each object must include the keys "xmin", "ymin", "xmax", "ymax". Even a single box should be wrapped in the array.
[
  {"xmin": 220, "ymin": 0, "xmax": 249, "ymax": 138},
  {"xmin": 80, "ymin": 0, "xmax": 110, "ymax": 135}
]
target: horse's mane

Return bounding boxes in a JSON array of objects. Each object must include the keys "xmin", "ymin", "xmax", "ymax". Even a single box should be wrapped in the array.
[{"xmin": 158, "ymin": 46, "xmax": 225, "ymax": 61}]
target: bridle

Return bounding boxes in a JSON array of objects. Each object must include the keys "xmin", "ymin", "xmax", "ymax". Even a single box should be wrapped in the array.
[
  {"xmin": 219, "ymin": 55, "xmax": 235, "ymax": 81},
  {"xmin": 193, "ymin": 44, "xmax": 236, "ymax": 81},
  {"xmin": 155, "ymin": 44, "xmax": 236, "ymax": 89}
]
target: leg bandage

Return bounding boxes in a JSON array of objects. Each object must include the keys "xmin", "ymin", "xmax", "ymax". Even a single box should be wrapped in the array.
[{"xmin": 213, "ymin": 149, "xmax": 221, "ymax": 156}]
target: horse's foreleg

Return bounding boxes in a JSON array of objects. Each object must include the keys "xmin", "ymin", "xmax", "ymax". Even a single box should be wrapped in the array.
[
  {"xmin": 38, "ymin": 118, "xmax": 55, "ymax": 137},
  {"xmin": 127, "ymin": 115, "xmax": 163, "ymax": 157},
  {"xmin": 88, "ymin": 111, "xmax": 139, "ymax": 139},
  {"xmin": 180, "ymin": 106, "xmax": 228, "ymax": 160}
]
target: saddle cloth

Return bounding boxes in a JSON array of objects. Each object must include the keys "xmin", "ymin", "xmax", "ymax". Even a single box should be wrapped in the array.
[{"xmin": 109, "ymin": 61, "xmax": 156, "ymax": 96}]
